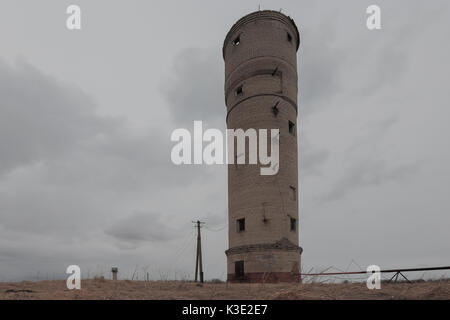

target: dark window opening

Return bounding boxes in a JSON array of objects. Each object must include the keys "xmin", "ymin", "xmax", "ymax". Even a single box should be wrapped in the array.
[
  {"xmin": 287, "ymin": 32, "xmax": 292, "ymax": 42},
  {"xmin": 236, "ymin": 218, "xmax": 245, "ymax": 232},
  {"xmin": 289, "ymin": 121, "xmax": 295, "ymax": 136},
  {"xmin": 290, "ymin": 217, "xmax": 296, "ymax": 231},
  {"xmin": 235, "ymin": 85, "xmax": 243, "ymax": 96},
  {"xmin": 272, "ymin": 66, "xmax": 279, "ymax": 76},
  {"xmin": 272, "ymin": 102, "xmax": 280, "ymax": 116},
  {"xmin": 235, "ymin": 261, "xmax": 244, "ymax": 278},
  {"xmin": 290, "ymin": 186, "xmax": 296, "ymax": 201},
  {"xmin": 233, "ymin": 36, "xmax": 240, "ymax": 46}
]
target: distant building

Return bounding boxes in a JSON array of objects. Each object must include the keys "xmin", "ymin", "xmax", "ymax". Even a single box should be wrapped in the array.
[{"xmin": 223, "ymin": 10, "xmax": 303, "ymax": 283}]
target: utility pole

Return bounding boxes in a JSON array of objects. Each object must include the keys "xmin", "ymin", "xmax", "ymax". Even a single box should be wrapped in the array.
[{"xmin": 193, "ymin": 220, "xmax": 205, "ymax": 283}]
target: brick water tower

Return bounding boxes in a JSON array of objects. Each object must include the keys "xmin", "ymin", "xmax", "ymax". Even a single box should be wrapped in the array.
[{"xmin": 223, "ymin": 10, "xmax": 303, "ymax": 282}]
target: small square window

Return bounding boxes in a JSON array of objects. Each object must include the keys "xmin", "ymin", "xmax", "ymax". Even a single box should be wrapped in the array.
[
  {"xmin": 235, "ymin": 261, "xmax": 244, "ymax": 278},
  {"xmin": 290, "ymin": 217, "xmax": 296, "ymax": 231},
  {"xmin": 272, "ymin": 101, "xmax": 280, "ymax": 116},
  {"xmin": 233, "ymin": 36, "xmax": 240, "ymax": 46},
  {"xmin": 235, "ymin": 85, "xmax": 243, "ymax": 96},
  {"xmin": 287, "ymin": 32, "xmax": 292, "ymax": 42},
  {"xmin": 236, "ymin": 218, "xmax": 245, "ymax": 232},
  {"xmin": 290, "ymin": 186, "xmax": 296, "ymax": 201},
  {"xmin": 289, "ymin": 121, "xmax": 296, "ymax": 136}
]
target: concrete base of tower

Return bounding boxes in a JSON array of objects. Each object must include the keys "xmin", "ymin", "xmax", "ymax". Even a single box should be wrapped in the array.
[{"xmin": 225, "ymin": 238, "xmax": 303, "ymax": 283}]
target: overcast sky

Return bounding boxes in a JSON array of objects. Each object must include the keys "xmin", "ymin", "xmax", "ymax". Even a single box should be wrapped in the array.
[{"xmin": 0, "ymin": 0, "xmax": 449, "ymax": 282}]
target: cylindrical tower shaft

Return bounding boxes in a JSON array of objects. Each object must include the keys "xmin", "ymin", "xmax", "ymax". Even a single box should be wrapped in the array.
[{"xmin": 223, "ymin": 10, "xmax": 302, "ymax": 283}]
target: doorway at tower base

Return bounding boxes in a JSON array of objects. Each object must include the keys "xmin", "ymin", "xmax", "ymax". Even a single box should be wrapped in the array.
[{"xmin": 225, "ymin": 238, "xmax": 303, "ymax": 283}]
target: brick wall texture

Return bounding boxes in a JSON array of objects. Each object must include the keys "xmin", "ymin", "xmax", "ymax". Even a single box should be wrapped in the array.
[{"xmin": 223, "ymin": 11, "xmax": 303, "ymax": 283}]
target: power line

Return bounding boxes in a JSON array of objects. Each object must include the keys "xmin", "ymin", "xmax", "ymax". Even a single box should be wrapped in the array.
[
  {"xmin": 204, "ymin": 224, "xmax": 227, "ymax": 232},
  {"xmin": 171, "ymin": 231, "xmax": 196, "ymax": 267}
]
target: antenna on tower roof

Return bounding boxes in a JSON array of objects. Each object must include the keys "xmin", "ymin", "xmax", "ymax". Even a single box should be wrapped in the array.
[{"xmin": 258, "ymin": 4, "xmax": 261, "ymax": 11}]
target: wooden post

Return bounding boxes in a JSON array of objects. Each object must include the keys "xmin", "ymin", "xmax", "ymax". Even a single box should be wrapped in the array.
[{"xmin": 193, "ymin": 220, "xmax": 205, "ymax": 283}]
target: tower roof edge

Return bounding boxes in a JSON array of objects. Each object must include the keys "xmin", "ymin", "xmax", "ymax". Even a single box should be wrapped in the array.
[{"xmin": 222, "ymin": 10, "xmax": 300, "ymax": 59}]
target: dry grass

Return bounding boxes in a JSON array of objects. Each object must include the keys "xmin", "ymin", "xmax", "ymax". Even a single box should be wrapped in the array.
[{"xmin": 0, "ymin": 279, "xmax": 449, "ymax": 300}]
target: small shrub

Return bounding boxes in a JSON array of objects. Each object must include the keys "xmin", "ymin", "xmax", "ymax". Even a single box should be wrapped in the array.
[{"xmin": 210, "ymin": 278, "xmax": 224, "ymax": 283}]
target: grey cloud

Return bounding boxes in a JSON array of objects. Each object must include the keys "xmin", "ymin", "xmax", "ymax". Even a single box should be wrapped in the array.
[
  {"xmin": 319, "ymin": 115, "xmax": 415, "ymax": 203},
  {"xmin": 321, "ymin": 159, "xmax": 419, "ymax": 203},
  {"xmin": 375, "ymin": 116, "xmax": 398, "ymax": 132},
  {"xmin": 0, "ymin": 59, "xmax": 116, "ymax": 177},
  {"xmin": 300, "ymin": 147, "xmax": 330, "ymax": 177},
  {"xmin": 355, "ymin": 34, "xmax": 410, "ymax": 98},
  {"xmin": 161, "ymin": 47, "xmax": 225, "ymax": 128},
  {"xmin": 105, "ymin": 211, "xmax": 180, "ymax": 244},
  {"xmin": 299, "ymin": 22, "xmax": 345, "ymax": 116},
  {"xmin": 0, "ymin": 57, "xmax": 214, "ymax": 192},
  {"xmin": 347, "ymin": 115, "xmax": 398, "ymax": 153},
  {"xmin": 0, "ymin": 57, "xmax": 224, "ymax": 242}
]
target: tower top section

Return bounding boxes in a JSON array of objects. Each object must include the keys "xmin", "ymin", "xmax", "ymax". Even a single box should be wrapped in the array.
[{"xmin": 222, "ymin": 10, "xmax": 300, "ymax": 59}]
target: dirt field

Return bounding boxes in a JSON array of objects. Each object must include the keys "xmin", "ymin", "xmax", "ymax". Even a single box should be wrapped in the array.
[{"xmin": 0, "ymin": 279, "xmax": 449, "ymax": 300}]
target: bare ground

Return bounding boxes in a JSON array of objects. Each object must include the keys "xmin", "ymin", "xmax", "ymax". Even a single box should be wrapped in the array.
[{"xmin": 0, "ymin": 279, "xmax": 449, "ymax": 300}]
